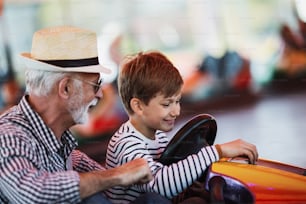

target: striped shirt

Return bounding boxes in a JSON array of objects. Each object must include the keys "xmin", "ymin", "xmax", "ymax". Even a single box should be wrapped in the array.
[
  {"xmin": 0, "ymin": 95, "xmax": 104, "ymax": 204},
  {"xmin": 105, "ymin": 120, "xmax": 220, "ymax": 204}
]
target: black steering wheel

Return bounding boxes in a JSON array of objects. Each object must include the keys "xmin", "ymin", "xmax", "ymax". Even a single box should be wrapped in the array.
[{"xmin": 159, "ymin": 113, "xmax": 217, "ymax": 165}]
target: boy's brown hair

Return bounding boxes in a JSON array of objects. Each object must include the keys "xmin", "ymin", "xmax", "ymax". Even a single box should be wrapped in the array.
[{"xmin": 118, "ymin": 51, "xmax": 184, "ymax": 115}]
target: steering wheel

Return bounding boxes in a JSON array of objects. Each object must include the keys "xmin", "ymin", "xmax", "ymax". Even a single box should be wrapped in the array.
[{"xmin": 158, "ymin": 113, "xmax": 217, "ymax": 165}]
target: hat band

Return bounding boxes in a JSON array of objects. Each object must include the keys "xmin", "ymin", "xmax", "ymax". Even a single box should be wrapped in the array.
[{"xmin": 39, "ymin": 57, "xmax": 99, "ymax": 67}]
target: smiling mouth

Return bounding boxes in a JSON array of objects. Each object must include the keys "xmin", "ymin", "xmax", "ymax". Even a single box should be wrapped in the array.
[{"xmin": 165, "ymin": 119, "xmax": 175, "ymax": 125}]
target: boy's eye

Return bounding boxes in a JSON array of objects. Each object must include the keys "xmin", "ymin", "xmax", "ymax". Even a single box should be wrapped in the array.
[{"xmin": 162, "ymin": 103, "xmax": 170, "ymax": 107}]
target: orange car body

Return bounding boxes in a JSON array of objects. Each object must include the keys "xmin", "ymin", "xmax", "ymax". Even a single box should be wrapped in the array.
[{"xmin": 206, "ymin": 158, "xmax": 306, "ymax": 203}]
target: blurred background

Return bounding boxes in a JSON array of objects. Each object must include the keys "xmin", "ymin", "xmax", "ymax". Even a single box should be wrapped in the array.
[{"xmin": 0, "ymin": 0, "xmax": 305, "ymax": 168}]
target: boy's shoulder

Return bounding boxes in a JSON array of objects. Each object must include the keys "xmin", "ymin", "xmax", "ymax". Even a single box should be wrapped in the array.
[
  {"xmin": 112, "ymin": 121, "xmax": 144, "ymax": 141},
  {"xmin": 112, "ymin": 122, "xmax": 168, "ymax": 143}
]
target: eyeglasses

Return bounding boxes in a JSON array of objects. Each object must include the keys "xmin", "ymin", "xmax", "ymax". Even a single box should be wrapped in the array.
[{"xmin": 71, "ymin": 77, "xmax": 103, "ymax": 94}]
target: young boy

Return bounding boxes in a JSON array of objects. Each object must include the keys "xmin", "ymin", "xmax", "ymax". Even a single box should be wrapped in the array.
[{"xmin": 105, "ymin": 51, "xmax": 258, "ymax": 203}]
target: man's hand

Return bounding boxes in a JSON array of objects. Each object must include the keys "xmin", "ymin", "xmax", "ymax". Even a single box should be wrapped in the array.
[
  {"xmin": 79, "ymin": 158, "xmax": 152, "ymax": 199},
  {"xmin": 115, "ymin": 158, "xmax": 153, "ymax": 186},
  {"xmin": 218, "ymin": 139, "xmax": 258, "ymax": 164}
]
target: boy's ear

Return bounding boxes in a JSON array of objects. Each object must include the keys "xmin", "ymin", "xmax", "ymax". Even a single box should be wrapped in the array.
[
  {"xmin": 130, "ymin": 98, "xmax": 143, "ymax": 114},
  {"xmin": 58, "ymin": 77, "xmax": 71, "ymax": 99}
]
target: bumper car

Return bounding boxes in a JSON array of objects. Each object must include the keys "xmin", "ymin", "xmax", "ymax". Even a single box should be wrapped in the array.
[{"xmin": 159, "ymin": 114, "xmax": 306, "ymax": 204}]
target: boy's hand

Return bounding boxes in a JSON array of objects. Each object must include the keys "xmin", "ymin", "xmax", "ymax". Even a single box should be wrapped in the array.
[{"xmin": 218, "ymin": 139, "xmax": 258, "ymax": 164}]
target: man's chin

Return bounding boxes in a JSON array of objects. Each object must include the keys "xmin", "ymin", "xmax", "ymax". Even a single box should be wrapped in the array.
[{"xmin": 74, "ymin": 115, "xmax": 89, "ymax": 125}]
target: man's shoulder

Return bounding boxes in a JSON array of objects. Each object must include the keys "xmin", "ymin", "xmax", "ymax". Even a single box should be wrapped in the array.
[
  {"xmin": 0, "ymin": 109, "xmax": 29, "ymax": 128},
  {"xmin": 0, "ymin": 107, "xmax": 32, "ymax": 141}
]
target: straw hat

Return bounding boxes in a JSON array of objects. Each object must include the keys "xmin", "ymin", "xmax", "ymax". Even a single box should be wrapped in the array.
[{"xmin": 20, "ymin": 26, "xmax": 111, "ymax": 74}]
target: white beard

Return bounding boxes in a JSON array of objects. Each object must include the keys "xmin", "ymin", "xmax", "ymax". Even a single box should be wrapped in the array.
[{"xmin": 68, "ymin": 88, "xmax": 98, "ymax": 124}]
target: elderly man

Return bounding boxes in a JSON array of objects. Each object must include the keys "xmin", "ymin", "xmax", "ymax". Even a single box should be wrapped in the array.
[{"xmin": 0, "ymin": 26, "xmax": 170, "ymax": 204}]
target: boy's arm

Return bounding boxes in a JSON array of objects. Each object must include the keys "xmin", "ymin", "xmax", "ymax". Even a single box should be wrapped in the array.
[
  {"xmin": 136, "ymin": 139, "xmax": 258, "ymax": 198},
  {"xmin": 128, "ymin": 145, "xmax": 220, "ymax": 199}
]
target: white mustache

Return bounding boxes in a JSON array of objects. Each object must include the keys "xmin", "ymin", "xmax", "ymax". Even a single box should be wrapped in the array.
[{"xmin": 89, "ymin": 98, "xmax": 99, "ymax": 107}]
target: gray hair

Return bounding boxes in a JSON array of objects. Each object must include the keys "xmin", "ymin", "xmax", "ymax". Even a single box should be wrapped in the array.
[{"xmin": 25, "ymin": 69, "xmax": 70, "ymax": 96}]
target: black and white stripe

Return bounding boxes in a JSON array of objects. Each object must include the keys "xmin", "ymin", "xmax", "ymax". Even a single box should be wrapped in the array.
[{"xmin": 105, "ymin": 120, "xmax": 219, "ymax": 204}]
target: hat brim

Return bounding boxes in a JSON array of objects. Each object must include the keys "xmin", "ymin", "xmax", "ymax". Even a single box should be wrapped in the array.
[{"xmin": 20, "ymin": 53, "xmax": 111, "ymax": 74}]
